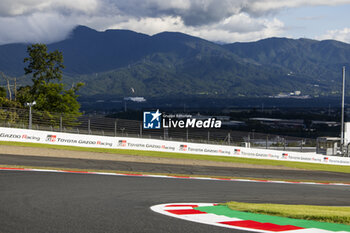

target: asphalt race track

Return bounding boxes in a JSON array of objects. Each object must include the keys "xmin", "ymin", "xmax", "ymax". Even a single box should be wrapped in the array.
[
  {"xmin": 1, "ymin": 153, "xmax": 350, "ymax": 182},
  {"xmin": 1, "ymin": 169, "xmax": 350, "ymax": 233}
]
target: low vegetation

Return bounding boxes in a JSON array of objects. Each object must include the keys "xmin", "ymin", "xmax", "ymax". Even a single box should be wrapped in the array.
[{"xmin": 225, "ymin": 201, "xmax": 350, "ymax": 225}]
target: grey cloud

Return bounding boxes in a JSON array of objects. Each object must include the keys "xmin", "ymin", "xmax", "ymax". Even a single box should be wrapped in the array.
[
  {"xmin": 0, "ymin": 12, "xmax": 77, "ymax": 45},
  {"xmin": 179, "ymin": 1, "xmax": 239, "ymax": 26},
  {"xmin": 0, "ymin": 0, "xmax": 99, "ymax": 16},
  {"xmin": 108, "ymin": 0, "xmax": 241, "ymax": 26},
  {"xmin": 108, "ymin": 0, "xmax": 350, "ymax": 25},
  {"xmin": 0, "ymin": 0, "xmax": 349, "ymax": 45}
]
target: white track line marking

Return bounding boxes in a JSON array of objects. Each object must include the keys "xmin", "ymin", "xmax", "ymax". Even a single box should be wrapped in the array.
[{"xmin": 0, "ymin": 167, "xmax": 349, "ymax": 187}]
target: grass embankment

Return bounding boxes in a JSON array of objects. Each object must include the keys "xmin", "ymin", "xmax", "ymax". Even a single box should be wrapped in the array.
[
  {"xmin": 225, "ymin": 201, "xmax": 350, "ymax": 225},
  {"xmin": 0, "ymin": 141, "xmax": 350, "ymax": 174}
]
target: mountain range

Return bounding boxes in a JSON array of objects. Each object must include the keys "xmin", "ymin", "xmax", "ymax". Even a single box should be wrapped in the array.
[{"xmin": 0, "ymin": 25, "xmax": 349, "ymax": 99}]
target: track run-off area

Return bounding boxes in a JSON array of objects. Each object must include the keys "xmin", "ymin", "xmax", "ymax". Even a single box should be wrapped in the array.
[
  {"xmin": 0, "ymin": 165, "xmax": 349, "ymax": 233},
  {"xmin": 151, "ymin": 203, "xmax": 350, "ymax": 232}
]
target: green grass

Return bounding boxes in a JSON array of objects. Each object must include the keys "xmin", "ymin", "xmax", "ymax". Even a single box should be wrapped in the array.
[
  {"xmin": 1, "ymin": 141, "xmax": 350, "ymax": 174},
  {"xmin": 226, "ymin": 201, "xmax": 350, "ymax": 225}
]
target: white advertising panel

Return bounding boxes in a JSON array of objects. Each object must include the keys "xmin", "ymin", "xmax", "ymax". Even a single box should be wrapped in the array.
[{"xmin": 0, "ymin": 127, "xmax": 349, "ymax": 166}]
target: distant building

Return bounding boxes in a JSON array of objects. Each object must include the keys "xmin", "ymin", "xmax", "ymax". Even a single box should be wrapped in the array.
[
  {"xmin": 311, "ymin": 121, "xmax": 339, "ymax": 127},
  {"xmin": 249, "ymin": 117, "xmax": 304, "ymax": 128},
  {"xmin": 124, "ymin": 97, "xmax": 146, "ymax": 102},
  {"xmin": 221, "ymin": 121, "xmax": 246, "ymax": 127}
]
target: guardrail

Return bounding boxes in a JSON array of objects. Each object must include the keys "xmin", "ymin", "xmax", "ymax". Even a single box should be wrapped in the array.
[{"xmin": 0, "ymin": 127, "xmax": 349, "ymax": 166}]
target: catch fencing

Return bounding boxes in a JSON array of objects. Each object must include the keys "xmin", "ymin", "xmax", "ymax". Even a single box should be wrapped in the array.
[{"xmin": 0, "ymin": 107, "xmax": 316, "ymax": 152}]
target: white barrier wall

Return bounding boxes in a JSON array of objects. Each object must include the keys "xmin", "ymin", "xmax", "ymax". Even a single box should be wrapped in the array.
[{"xmin": 1, "ymin": 127, "xmax": 350, "ymax": 166}]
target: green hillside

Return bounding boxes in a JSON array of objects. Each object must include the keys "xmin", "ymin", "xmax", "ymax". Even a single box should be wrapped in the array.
[{"xmin": 0, "ymin": 26, "xmax": 349, "ymax": 98}]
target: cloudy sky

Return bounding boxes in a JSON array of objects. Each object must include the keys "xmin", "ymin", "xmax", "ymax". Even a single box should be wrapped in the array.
[{"xmin": 1, "ymin": 0, "xmax": 350, "ymax": 45}]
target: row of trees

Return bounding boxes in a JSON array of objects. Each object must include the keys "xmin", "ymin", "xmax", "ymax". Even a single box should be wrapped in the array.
[{"xmin": 0, "ymin": 44, "xmax": 84, "ymax": 126}]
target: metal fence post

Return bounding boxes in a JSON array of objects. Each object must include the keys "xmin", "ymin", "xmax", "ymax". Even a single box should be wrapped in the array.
[
  {"xmin": 207, "ymin": 131, "xmax": 210, "ymax": 143},
  {"xmin": 301, "ymin": 139, "xmax": 304, "ymax": 152},
  {"xmin": 28, "ymin": 106, "xmax": 32, "ymax": 129},
  {"xmin": 163, "ymin": 128, "xmax": 166, "ymax": 140},
  {"xmin": 266, "ymin": 135, "xmax": 268, "ymax": 149},
  {"xmin": 186, "ymin": 128, "xmax": 188, "ymax": 142},
  {"xmin": 140, "ymin": 123, "xmax": 142, "ymax": 138},
  {"xmin": 88, "ymin": 118, "xmax": 91, "ymax": 134},
  {"xmin": 228, "ymin": 132, "xmax": 231, "ymax": 145},
  {"xmin": 60, "ymin": 114, "xmax": 63, "ymax": 132},
  {"xmin": 114, "ymin": 120, "xmax": 117, "ymax": 137}
]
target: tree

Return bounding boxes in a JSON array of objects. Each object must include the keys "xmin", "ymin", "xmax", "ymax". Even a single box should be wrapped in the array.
[
  {"xmin": 0, "ymin": 71, "xmax": 15, "ymax": 100},
  {"xmin": 0, "ymin": 86, "xmax": 6, "ymax": 98},
  {"xmin": 24, "ymin": 44, "xmax": 65, "ymax": 94},
  {"xmin": 21, "ymin": 43, "xmax": 84, "ymax": 126},
  {"xmin": 0, "ymin": 85, "xmax": 21, "ymax": 125}
]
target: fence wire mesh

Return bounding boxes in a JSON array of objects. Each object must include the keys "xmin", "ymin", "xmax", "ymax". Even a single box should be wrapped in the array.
[{"xmin": 0, "ymin": 107, "xmax": 316, "ymax": 152}]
